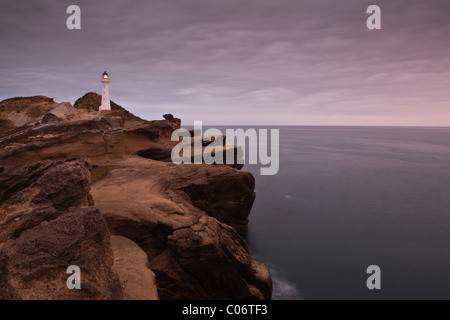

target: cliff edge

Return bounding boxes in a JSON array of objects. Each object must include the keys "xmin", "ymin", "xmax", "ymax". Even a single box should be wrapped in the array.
[{"xmin": 0, "ymin": 95, "xmax": 272, "ymax": 300}]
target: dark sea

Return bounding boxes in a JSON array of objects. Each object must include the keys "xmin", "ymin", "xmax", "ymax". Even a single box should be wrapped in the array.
[{"xmin": 230, "ymin": 126, "xmax": 450, "ymax": 300}]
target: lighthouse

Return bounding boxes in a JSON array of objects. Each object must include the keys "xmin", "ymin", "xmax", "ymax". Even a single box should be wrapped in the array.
[{"xmin": 99, "ymin": 71, "xmax": 111, "ymax": 111}]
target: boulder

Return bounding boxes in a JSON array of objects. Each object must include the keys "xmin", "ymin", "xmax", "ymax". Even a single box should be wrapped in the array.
[
  {"xmin": 2, "ymin": 207, "xmax": 123, "ymax": 300},
  {"xmin": 0, "ymin": 158, "xmax": 123, "ymax": 300},
  {"xmin": 0, "ymin": 157, "xmax": 93, "ymax": 211}
]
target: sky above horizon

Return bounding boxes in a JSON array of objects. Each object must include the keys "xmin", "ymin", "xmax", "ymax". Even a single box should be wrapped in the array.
[{"xmin": 1, "ymin": 0, "xmax": 450, "ymax": 126}]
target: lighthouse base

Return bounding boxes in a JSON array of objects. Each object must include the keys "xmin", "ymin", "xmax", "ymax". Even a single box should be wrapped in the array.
[{"xmin": 99, "ymin": 109, "xmax": 112, "ymax": 114}]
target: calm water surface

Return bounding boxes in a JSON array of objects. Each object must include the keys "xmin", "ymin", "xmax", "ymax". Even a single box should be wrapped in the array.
[{"xmin": 238, "ymin": 126, "xmax": 450, "ymax": 300}]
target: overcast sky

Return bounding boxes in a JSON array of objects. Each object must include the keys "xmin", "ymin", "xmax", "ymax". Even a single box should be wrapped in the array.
[{"xmin": 1, "ymin": 0, "xmax": 449, "ymax": 125}]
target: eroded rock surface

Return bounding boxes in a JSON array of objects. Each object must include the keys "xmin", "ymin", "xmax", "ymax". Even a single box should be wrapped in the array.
[
  {"xmin": 91, "ymin": 158, "xmax": 271, "ymax": 299},
  {"xmin": 0, "ymin": 158, "xmax": 123, "ymax": 300},
  {"xmin": 0, "ymin": 94, "xmax": 272, "ymax": 300},
  {"xmin": 111, "ymin": 235, "xmax": 159, "ymax": 300}
]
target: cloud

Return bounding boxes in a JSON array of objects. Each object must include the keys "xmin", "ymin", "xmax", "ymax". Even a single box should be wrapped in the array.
[{"xmin": 1, "ymin": 0, "xmax": 450, "ymax": 125}]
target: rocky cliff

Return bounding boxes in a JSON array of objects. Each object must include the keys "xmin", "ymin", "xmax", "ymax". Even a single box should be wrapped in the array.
[{"xmin": 0, "ymin": 95, "xmax": 272, "ymax": 300}]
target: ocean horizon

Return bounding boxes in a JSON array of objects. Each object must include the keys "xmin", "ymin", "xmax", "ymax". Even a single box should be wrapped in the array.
[{"xmin": 210, "ymin": 125, "xmax": 450, "ymax": 300}]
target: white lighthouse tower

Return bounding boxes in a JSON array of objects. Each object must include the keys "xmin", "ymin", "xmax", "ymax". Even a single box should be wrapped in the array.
[{"xmin": 99, "ymin": 71, "xmax": 111, "ymax": 111}]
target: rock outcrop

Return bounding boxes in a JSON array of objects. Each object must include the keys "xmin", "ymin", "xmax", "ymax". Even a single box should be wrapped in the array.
[
  {"xmin": 0, "ymin": 158, "xmax": 123, "ymax": 299},
  {"xmin": 91, "ymin": 158, "xmax": 270, "ymax": 299},
  {"xmin": 0, "ymin": 96, "xmax": 98, "ymax": 130},
  {"xmin": 74, "ymin": 92, "xmax": 123, "ymax": 112},
  {"xmin": 0, "ymin": 94, "xmax": 272, "ymax": 300},
  {"xmin": 173, "ymin": 166, "xmax": 255, "ymax": 229},
  {"xmin": 74, "ymin": 92, "xmax": 145, "ymax": 123},
  {"xmin": 0, "ymin": 96, "xmax": 57, "ymax": 127},
  {"xmin": 0, "ymin": 117, "xmax": 180, "ymax": 166}
]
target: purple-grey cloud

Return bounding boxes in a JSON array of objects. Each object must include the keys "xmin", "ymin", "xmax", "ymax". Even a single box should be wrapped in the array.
[{"xmin": 1, "ymin": 0, "xmax": 450, "ymax": 125}]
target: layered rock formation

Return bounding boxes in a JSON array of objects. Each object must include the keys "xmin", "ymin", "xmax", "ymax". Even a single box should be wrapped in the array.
[
  {"xmin": 0, "ymin": 96, "xmax": 98, "ymax": 130},
  {"xmin": 91, "ymin": 158, "xmax": 268, "ymax": 299},
  {"xmin": 0, "ymin": 95, "xmax": 272, "ymax": 300}
]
